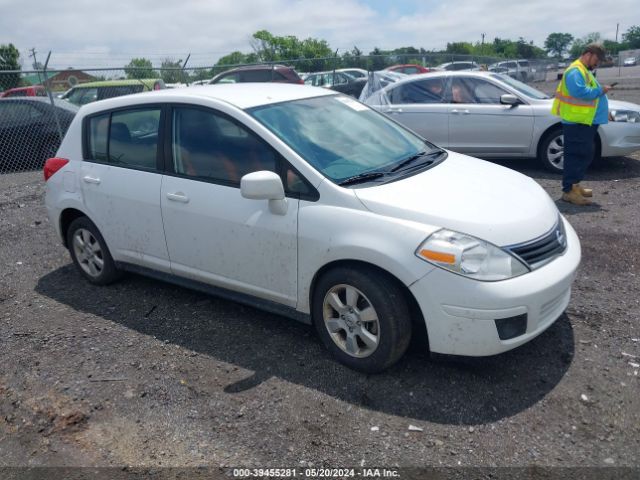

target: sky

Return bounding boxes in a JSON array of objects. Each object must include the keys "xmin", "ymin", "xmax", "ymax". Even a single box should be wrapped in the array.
[{"xmin": 0, "ymin": 0, "xmax": 638, "ymax": 70}]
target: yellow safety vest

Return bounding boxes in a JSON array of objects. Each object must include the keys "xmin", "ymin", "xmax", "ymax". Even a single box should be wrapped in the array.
[{"xmin": 551, "ymin": 59, "xmax": 599, "ymax": 126}]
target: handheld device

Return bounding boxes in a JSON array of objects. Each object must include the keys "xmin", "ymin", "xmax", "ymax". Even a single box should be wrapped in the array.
[{"xmin": 610, "ymin": 82, "xmax": 618, "ymax": 87}]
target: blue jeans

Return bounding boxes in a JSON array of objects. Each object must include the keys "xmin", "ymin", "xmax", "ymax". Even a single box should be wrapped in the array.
[{"xmin": 562, "ymin": 123, "xmax": 598, "ymax": 192}]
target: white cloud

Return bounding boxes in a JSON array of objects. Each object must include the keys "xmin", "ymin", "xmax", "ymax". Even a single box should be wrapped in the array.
[{"xmin": 0, "ymin": 0, "xmax": 637, "ymax": 69}]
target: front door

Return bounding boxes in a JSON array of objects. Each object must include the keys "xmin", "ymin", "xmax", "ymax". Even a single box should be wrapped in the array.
[
  {"xmin": 447, "ymin": 76, "xmax": 534, "ymax": 155},
  {"xmin": 160, "ymin": 105, "xmax": 299, "ymax": 306}
]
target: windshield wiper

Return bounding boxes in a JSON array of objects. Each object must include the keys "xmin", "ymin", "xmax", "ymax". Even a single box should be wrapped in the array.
[
  {"xmin": 389, "ymin": 149, "xmax": 444, "ymax": 173},
  {"xmin": 338, "ymin": 171, "xmax": 387, "ymax": 186}
]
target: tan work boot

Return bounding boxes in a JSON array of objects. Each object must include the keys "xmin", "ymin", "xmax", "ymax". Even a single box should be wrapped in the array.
[
  {"xmin": 562, "ymin": 184, "xmax": 592, "ymax": 205},
  {"xmin": 577, "ymin": 183, "xmax": 593, "ymax": 197}
]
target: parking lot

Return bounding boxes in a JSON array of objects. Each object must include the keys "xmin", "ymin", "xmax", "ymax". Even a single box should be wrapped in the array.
[{"xmin": 0, "ymin": 80, "xmax": 639, "ymax": 477}]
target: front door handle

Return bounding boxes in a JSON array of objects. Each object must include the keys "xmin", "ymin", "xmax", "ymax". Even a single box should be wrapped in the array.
[
  {"xmin": 451, "ymin": 109, "xmax": 470, "ymax": 115},
  {"xmin": 83, "ymin": 176, "xmax": 101, "ymax": 184},
  {"xmin": 166, "ymin": 192, "xmax": 190, "ymax": 203}
]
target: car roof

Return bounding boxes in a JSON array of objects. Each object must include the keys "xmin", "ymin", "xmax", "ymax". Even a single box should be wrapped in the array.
[
  {"xmin": 379, "ymin": 70, "xmax": 507, "ymax": 89},
  {"xmin": 72, "ymin": 79, "xmax": 162, "ymax": 88},
  {"xmin": 78, "ymin": 83, "xmax": 337, "ymax": 114},
  {"xmin": 0, "ymin": 96, "xmax": 79, "ymax": 112}
]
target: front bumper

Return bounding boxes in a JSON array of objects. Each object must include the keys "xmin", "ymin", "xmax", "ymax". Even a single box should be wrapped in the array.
[
  {"xmin": 599, "ymin": 122, "xmax": 640, "ymax": 157},
  {"xmin": 409, "ymin": 217, "xmax": 581, "ymax": 356}
]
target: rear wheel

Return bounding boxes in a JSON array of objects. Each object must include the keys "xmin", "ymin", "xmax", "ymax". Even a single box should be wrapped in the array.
[
  {"xmin": 67, "ymin": 217, "xmax": 121, "ymax": 285},
  {"xmin": 312, "ymin": 266, "xmax": 412, "ymax": 373}
]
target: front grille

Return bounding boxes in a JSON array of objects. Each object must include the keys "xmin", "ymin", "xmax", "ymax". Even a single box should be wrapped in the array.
[{"xmin": 506, "ymin": 218, "xmax": 567, "ymax": 269}]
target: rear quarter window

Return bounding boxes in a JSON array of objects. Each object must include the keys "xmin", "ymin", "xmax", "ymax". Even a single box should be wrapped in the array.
[{"xmin": 85, "ymin": 107, "xmax": 161, "ymax": 170}]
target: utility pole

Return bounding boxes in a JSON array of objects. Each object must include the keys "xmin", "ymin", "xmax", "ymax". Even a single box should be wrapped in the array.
[
  {"xmin": 29, "ymin": 48, "xmax": 42, "ymax": 84},
  {"xmin": 481, "ymin": 33, "xmax": 486, "ymax": 57}
]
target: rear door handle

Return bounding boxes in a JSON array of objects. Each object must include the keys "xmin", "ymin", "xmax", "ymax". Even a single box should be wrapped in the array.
[
  {"xmin": 83, "ymin": 176, "xmax": 101, "ymax": 184},
  {"xmin": 451, "ymin": 109, "xmax": 470, "ymax": 115},
  {"xmin": 166, "ymin": 192, "xmax": 190, "ymax": 203}
]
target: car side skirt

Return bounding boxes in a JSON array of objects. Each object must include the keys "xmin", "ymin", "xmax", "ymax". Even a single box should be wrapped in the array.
[{"xmin": 115, "ymin": 262, "xmax": 312, "ymax": 325}]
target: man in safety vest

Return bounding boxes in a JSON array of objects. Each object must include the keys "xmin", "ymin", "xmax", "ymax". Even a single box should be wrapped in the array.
[{"xmin": 552, "ymin": 44, "xmax": 613, "ymax": 205}]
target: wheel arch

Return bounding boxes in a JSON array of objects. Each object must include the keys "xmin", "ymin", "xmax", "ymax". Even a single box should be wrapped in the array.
[
  {"xmin": 537, "ymin": 122, "xmax": 602, "ymax": 159},
  {"xmin": 308, "ymin": 259, "xmax": 428, "ymax": 348},
  {"xmin": 59, "ymin": 208, "xmax": 89, "ymax": 249}
]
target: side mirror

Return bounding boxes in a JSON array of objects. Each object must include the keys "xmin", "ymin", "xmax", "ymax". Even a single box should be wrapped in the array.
[
  {"xmin": 240, "ymin": 171, "xmax": 288, "ymax": 215},
  {"xmin": 500, "ymin": 94, "xmax": 522, "ymax": 106}
]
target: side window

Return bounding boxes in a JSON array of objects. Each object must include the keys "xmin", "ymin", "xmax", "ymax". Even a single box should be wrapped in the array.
[
  {"xmin": 391, "ymin": 78, "xmax": 447, "ymax": 104},
  {"xmin": 172, "ymin": 107, "xmax": 277, "ymax": 184},
  {"xmin": 68, "ymin": 88, "xmax": 98, "ymax": 106},
  {"xmin": 87, "ymin": 109, "xmax": 160, "ymax": 167},
  {"xmin": 450, "ymin": 78, "xmax": 476, "ymax": 103},
  {"xmin": 242, "ymin": 70, "xmax": 273, "ymax": 82},
  {"xmin": 460, "ymin": 78, "xmax": 508, "ymax": 104},
  {"xmin": 88, "ymin": 113, "xmax": 110, "ymax": 161}
]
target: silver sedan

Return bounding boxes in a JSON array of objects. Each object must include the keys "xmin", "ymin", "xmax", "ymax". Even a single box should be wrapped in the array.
[{"xmin": 363, "ymin": 71, "xmax": 640, "ymax": 172}]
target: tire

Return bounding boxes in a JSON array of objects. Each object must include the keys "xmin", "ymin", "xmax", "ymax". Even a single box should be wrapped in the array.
[
  {"xmin": 537, "ymin": 127, "xmax": 565, "ymax": 173},
  {"xmin": 66, "ymin": 217, "xmax": 121, "ymax": 285},
  {"xmin": 537, "ymin": 126, "xmax": 601, "ymax": 174},
  {"xmin": 312, "ymin": 266, "xmax": 412, "ymax": 373}
]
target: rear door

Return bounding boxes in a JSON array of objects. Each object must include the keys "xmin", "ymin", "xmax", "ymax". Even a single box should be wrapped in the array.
[
  {"xmin": 379, "ymin": 76, "xmax": 450, "ymax": 147},
  {"xmin": 447, "ymin": 76, "xmax": 534, "ymax": 155},
  {"xmin": 80, "ymin": 106, "xmax": 170, "ymax": 271}
]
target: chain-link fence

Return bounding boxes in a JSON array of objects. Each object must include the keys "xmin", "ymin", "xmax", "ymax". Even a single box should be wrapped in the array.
[{"xmin": 0, "ymin": 54, "xmax": 558, "ymax": 174}]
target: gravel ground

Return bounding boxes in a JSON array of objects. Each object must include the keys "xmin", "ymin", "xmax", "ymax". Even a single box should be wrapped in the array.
[{"xmin": 1, "ymin": 84, "xmax": 639, "ymax": 479}]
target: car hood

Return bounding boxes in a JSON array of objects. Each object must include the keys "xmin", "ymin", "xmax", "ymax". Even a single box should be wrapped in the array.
[
  {"xmin": 353, "ymin": 151, "xmax": 559, "ymax": 246},
  {"xmin": 608, "ymin": 99, "xmax": 640, "ymax": 111}
]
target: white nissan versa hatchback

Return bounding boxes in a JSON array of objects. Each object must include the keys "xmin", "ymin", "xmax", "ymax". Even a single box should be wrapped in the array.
[{"xmin": 44, "ymin": 84, "xmax": 581, "ymax": 372}]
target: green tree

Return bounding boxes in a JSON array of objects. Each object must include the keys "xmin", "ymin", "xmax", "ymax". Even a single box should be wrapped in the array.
[
  {"xmin": 569, "ymin": 32, "xmax": 602, "ymax": 57},
  {"xmin": 367, "ymin": 47, "xmax": 391, "ymax": 71},
  {"xmin": 544, "ymin": 33, "xmax": 574, "ymax": 58},
  {"xmin": 0, "ymin": 43, "xmax": 21, "ymax": 89},
  {"xmin": 622, "ymin": 25, "xmax": 640, "ymax": 49},
  {"xmin": 446, "ymin": 42, "xmax": 473, "ymax": 55},
  {"xmin": 160, "ymin": 58, "xmax": 183, "ymax": 83},
  {"xmin": 124, "ymin": 58, "xmax": 156, "ymax": 79}
]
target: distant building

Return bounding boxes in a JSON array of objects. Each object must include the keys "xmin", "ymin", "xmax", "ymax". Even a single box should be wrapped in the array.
[{"xmin": 24, "ymin": 69, "xmax": 96, "ymax": 91}]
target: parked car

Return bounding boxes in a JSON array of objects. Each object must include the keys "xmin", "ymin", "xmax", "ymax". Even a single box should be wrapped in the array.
[
  {"xmin": 303, "ymin": 70, "xmax": 366, "ymax": 97},
  {"xmin": 0, "ymin": 85, "xmax": 48, "ymax": 98},
  {"xmin": 335, "ymin": 68, "xmax": 368, "ymax": 79},
  {"xmin": 623, "ymin": 57, "xmax": 637, "ymax": 67},
  {"xmin": 60, "ymin": 79, "xmax": 166, "ymax": 106},
  {"xmin": 488, "ymin": 60, "xmax": 531, "ymax": 81},
  {"xmin": 362, "ymin": 71, "xmax": 640, "ymax": 172},
  {"xmin": 0, "ymin": 97, "xmax": 78, "ymax": 172},
  {"xmin": 45, "ymin": 83, "xmax": 580, "ymax": 372},
  {"xmin": 209, "ymin": 65, "xmax": 303, "ymax": 84},
  {"xmin": 436, "ymin": 61, "xmax": 481, "ymax": 71},
  {"xmin": 386, "ymin": 64, "xmax": 437, "ymax": 75}
]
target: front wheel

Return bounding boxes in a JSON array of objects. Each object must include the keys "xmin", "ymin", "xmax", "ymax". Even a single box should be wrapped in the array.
[
  {"xmin": 312, "ymin": 266, "xmax": 412, "ymax": 373},
  {"xmin": 538, "ymin": 127, "xmax": 565, "ymax": 173},
  {"xmin": 67, "ymin": 217, "xmax": 122, "ymax": 285}
]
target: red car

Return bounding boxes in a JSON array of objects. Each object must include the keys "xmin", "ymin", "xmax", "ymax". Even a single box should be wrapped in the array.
[
  {"xmin": 0, "ymin": 85, "xmax": 47, "ymax": 98},
  {"xmin": 209, "ymin": 65, "xmax": 304, "ymax": 84},
  {"xmin": 385, "ymin": 64, "xmax": 437, "ymax": 75}
]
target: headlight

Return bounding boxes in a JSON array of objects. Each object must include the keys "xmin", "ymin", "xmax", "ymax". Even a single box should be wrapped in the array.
[
  {"xmin": 609, "ymin": 109, "xmax": 640, "ymax": 123},
  {"xmin": 416, "ymin": 229, "xmax": 529, "ymax": 281}
]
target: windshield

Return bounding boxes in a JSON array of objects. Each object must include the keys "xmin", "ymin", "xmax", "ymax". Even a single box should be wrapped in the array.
[
  {"xmin": 490, "ymin": 73, "xmax": 551, "ymax": 99},
  {"xmin": 250, "ymin": 95, "xmax": 440, "ymax": 184}
]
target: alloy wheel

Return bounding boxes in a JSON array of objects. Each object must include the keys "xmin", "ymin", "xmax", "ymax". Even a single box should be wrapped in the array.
[
  {"xmin": 322, "ymin": 284, "xmax": 380, "ymax": 358},
  {"xmin": 72, "ymin": 228, "xmax": 105, "ymax": 278}
]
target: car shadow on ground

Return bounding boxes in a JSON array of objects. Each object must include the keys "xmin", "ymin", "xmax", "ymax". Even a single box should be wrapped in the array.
[{"xmin": 36, "ymin": 265, "xmax": 575, "ymax": 426}]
